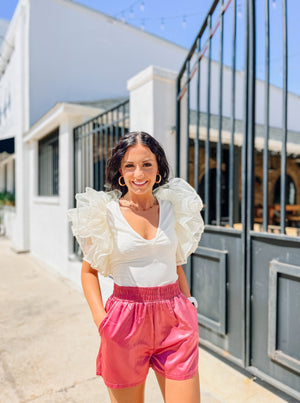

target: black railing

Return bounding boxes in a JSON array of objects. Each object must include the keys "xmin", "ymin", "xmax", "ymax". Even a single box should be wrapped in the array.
[
  {"xmin": 73, "ymin": 99, "xmax": 129, "ymax": 196},
  {"xmin": 175, "ymin": 0, "xmax": 300, "ymax": 236},
  {"xmin": 72, "ymin": 99, "xmax": 129, "ymax": 257}
]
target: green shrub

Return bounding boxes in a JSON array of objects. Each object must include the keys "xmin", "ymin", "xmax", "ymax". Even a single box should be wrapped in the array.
[{"xmin": 0, "ymin": 191, "xmax": 15, "ymax": 206}]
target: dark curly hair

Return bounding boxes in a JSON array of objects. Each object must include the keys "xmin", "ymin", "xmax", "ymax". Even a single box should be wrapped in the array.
[{"xmin": 105, "ymin": 131, "xmax": 169, "ymax": 196}]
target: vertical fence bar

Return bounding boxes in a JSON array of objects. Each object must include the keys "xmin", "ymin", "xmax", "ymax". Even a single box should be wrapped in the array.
[
  {"xmin": 176, "ymin": 78, "xmax": 181, "ymax": 177},
  {"xmin": 122, "ymin": 103, "xmax": 125, "ymax": 138},
  {"xmin": 263, "ymin": 0, "xmax": 270, "ymax": 232},
  {"xmin": 79, "ymin": 127, "xmax": 83, "ymax": 193},
  {"xmin": 77, "ymin": 129, "xmax": 80, "ymax": 194},
  {"xmin": 116, "ymin": 108, "xmax": 120, "ymax": 143},
  {"xmin": 205, "ymin": 14, "xmax": 212, "ymax": 224},
  {"xmin": 245, "ymin": 0, "xmax": 256, "ymax": 367},
  {"xmin": 104, "ymin": 114, "xmax": 109, "ymax": 161},
  {"xmin": 80, "ymin": 125, "xmax": 88, "ymax": 192},
  {"xmin": 110, "ymin": 111, "xmax": 114, "ymax": 151},
  {"xmin": 216, "ymin": 0, "xmax": 224, "ymax": 226},
  {"xmin": 247, "ymin": 0, "xmax": 255, "ymax": 232},
  {"xmin": 100, "ymin": 117, "xmax": 104, "ymax": 189},
  {"xmin": 89, "ymin": 122, "xmax": 93, "ymax": 187},
  {"xmin": 242, "ymin": 0, "xmax": 250, "ymax": 366},
  {"xmin": 229, "ymin": 0, "xmax": 236, "ymax": 227},
  {"xmin": 114, "ymin": 109, "xmax": 117, "ymax": 145},
  {"xmin": 87, "ymin": 123, "xmax": 90, "ymax": 187},
  {"xmin": 81, "ymin": 127, "xmax": 84, "ymax": 192},
  {"xmin": 85, "ymin": 124, "xmax": 88, "ymax": 188},
  {"xmin": 280, "ymin": 0, "xmax": 288, "ymax": 234},
  {"xmin": 73, "ymin": 128, "xmax": 77, "ymax": 202},
  {"xmin": 186, "ymin": 60, "xmax": 191, "ymax": 182},
  {"xmin": 72, "ymin": 127, "xmax": 77, "ymax": 254},
  {"xmin": 83, "ymin": 124, "xmax": 86, "ymax": 189},
  {"xmin": 94, "ymin": 124, "xmax": 97, "ymax": 190},
  {"xmin": 194, "ymin": 38, "xmax": 201, "ymax": 193},
  {"xmin": 87, "ymin": 124, "xmax": 89, "ymax": 187}
]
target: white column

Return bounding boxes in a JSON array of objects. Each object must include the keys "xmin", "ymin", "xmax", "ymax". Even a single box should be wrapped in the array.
[
  {"xmin": 12, "ymin": 3, "xmax": 31, "ymax": 252},
  {"xmin": 127, "ymin": 65, "xmax": 178, "ymax": 177},
  {"xmin": 60, "ymin": 118, "xmax": 76, "ymax": 265}
]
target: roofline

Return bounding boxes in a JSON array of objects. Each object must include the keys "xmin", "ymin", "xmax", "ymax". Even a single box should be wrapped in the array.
[{"xmin": 23, "ymin": 101, "xmax": 102, "ymax": 142}]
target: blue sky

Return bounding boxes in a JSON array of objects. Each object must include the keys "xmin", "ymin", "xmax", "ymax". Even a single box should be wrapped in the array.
[
  {"xmin": 0, "ymin": 0, "xmax": 299, "ymax": 94},
  {"xmin": 0, "ymin": 0, "xmax": 212, "ymax": 49}
]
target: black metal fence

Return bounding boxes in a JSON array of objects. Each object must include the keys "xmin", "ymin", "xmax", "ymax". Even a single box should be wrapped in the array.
[
  {"xmin": 72, "ymin": 99, "xmax": 129, "ymax": 257},
  {"xmin": 176, "ymin": 0, "xmax": 300, "ymax": 398},
  {"xmin": 73, "ymin": 99, "xmax": 129, "ymax": 195},
  {"xmin": 176, "ymin": 0, "xmax": 300, "ymax": 236}
]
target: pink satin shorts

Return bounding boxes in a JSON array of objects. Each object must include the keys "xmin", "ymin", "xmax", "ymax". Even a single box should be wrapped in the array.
[{"xmin": 96, "ymin": 280, "xmax": 199, "ymax": 389}]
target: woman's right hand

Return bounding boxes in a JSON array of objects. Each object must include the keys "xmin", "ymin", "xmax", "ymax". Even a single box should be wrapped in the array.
[
  {"xmin": 81, "ymin": 260, "xmax": 107, "ymax": 332},
  {"xmin": 95, "ymin": 310, "xmax": 107, "ymax": 330}
]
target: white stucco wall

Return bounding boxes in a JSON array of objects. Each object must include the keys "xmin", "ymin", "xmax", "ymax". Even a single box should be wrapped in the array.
[
  {"xmin": 0, "ymin": 0, "xmax": 31, "ymax": 252},
  {"xmin": 28, "ymin": 0, "xmax": 187, "ymax": 127},
  {"xmin": 187, "ymin": 58, "xmax": 299, "ymax": 131},
  {"xmin": 128, "ymin": 65, "xmax": 178, "ymax": 177},
  {"xmin": 28, "ymin": 118, "xmax": 74, "ymax": 276},
  {"xmin": 0, "ymin": 157, "xmax": 15, "ymax": 192},
  {"xmin": 0, "ymin": 5, "xmax": 27, "ymax": 141},
  {"xmin": 25, "ymin": 103, "xmax": 102, "ymax": 286}
]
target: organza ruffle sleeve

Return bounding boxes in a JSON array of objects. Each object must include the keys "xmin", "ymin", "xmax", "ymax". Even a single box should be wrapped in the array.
[
  {"xmin": 67, "ymin": 187, "xmax": 121, "ymax": 276},
  {"xmin": 153, "ymin": 178, "xmax": 204, "ymax": 265}
]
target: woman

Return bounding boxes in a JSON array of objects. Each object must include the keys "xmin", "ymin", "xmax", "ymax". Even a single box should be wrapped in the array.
[{"xmin": 67, "ymin": 131, "xmax": 204, "ymax": 403}]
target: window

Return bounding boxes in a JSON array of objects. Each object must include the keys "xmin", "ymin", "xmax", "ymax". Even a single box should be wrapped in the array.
[
  {"xmin": 273, "ymin": 175, "xmax": 296, "ymax": 205},
  {"xmin": 38, "ymin": 128, "xmax": 59, "ymax": 196}
]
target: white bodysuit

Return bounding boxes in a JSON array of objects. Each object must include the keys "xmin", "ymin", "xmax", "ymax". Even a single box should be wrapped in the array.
[{"xmin": 67, "ymin": 178, "xmax": 204, "ymax": 287}]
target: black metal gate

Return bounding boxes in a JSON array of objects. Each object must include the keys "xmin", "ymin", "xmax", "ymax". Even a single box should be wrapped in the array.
[
  {"xmin": 73, "ymin": 99, "xmax": 129, "ymax": 195},
  {"xmin": 176, "ymin": 0, "xmax": 300, "ymax": 398},
  {"xmin": 72, "ymin": 99, "xmax": 129, "ymax": 256}
]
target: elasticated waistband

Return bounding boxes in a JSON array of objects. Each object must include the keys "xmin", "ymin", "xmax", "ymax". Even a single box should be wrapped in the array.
[{"xmin": 113, "ymin": 280, "xmax": 181, "ymax": 302}]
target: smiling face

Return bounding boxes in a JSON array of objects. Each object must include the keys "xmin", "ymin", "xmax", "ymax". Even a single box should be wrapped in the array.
[{"xmin": 119, "ymin": 142, "xmax": 159, "ymax": 198}]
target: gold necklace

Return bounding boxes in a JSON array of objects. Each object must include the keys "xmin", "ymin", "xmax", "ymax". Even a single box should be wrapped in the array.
[{"xmin": 119, "ymin": 197, "xmax": 158, "ymax": 211}]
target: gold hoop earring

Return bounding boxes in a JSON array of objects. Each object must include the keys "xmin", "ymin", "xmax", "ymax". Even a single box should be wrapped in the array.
[
  {"xmin": 118, "ymin": 176, "xmax": 126, "ymax": 187},
  {"xmin": 155, "ymin": 174, "xmax": 162, "ymax": 184}
]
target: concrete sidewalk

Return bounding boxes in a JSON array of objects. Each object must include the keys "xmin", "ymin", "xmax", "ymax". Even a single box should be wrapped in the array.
[{"xmin": 0, "ymin": 238, "xmax": 288, "ymax": 403}]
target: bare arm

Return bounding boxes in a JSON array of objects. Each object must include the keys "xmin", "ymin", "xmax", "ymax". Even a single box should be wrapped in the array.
[
  {"xmin": 177, "ymin": 265, "xmax": 192, "ymax": 298},
  {"xmin": 81, "ymin": 260, "xmax": 106, "ymax": 329}
]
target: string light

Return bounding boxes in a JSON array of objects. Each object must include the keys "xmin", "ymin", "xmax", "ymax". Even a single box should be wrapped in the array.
[
  {"xmin": 141, "ymin": 19, "xmax": 145, "ymax": 30},
  {"xmin": 114, "ymin": 1, "xmax": 142, "ymax": 18},
  {"xmin": 114, "ymin": 2, "xmax": 204, "ymax": 28},
  {"xmin": 272, "ymin": 0, "xmax": 276, "ymax": 9},
  {"xmin": 160, "ymin": 18, "xmax": 165, "ymax": 30}
]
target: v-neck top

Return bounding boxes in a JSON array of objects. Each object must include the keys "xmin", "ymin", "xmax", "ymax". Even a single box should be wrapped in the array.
[
  {"xmin": 67, "ymin": 177, "xmax": 205, "ymax": 287},
  {"xmin": 116, "ymin": 199, "xmax": 162, "ymax": 242},
  {"xmin": 105, "ymin": 198, "xmax": 178, "ymax": 286}
]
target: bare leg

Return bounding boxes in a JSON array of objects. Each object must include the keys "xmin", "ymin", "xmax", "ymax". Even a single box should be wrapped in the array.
[
  {"xmin": 108, "ymin": 381, "xmax": 146, "ymax": 403},
  {"xmin": 155, "ymin": 371, "xmax": 200, "ymax": 403}
]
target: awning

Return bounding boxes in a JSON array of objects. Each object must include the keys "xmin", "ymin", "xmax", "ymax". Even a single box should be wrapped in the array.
[{"xmin": 0, "ymin": 137, "xmax": 14, "ymax": 154}]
